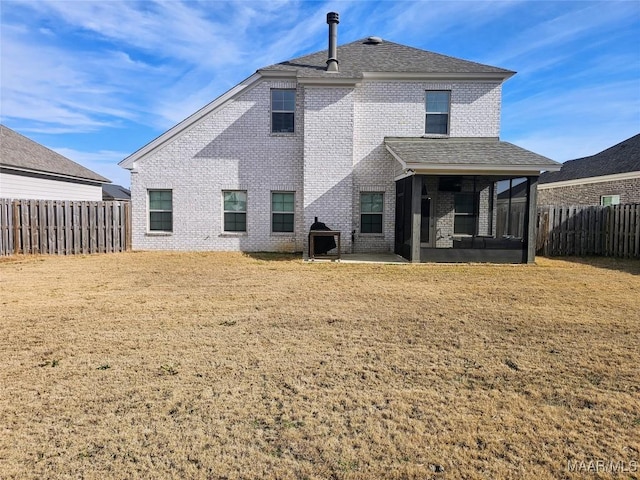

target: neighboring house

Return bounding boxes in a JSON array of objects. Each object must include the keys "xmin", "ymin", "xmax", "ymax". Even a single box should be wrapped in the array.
[
  {"xmin": 102, "ymin": 184, "xmax": 131, "ymax": 201},
  {"xmin": 0, "ymin": 124, "xmax": 110, "ymax": 201},
  {"xmin": 538, "ymin": 133, "xmax": 640, "ymax": 206},
  {"xmin": 119, "ymin": 13, "xmax": 560, "ymax": 263}
]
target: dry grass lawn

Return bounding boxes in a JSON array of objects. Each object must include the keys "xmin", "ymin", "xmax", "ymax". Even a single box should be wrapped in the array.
[{"xmin": 0, "ymin": 252, "xmax": 638, "ymax": 479}]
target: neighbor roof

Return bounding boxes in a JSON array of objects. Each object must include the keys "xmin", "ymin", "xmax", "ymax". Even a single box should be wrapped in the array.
[
  {"xmin": 102, "ymin": 184, "xmax": 131, "ymax": 201},
  {"xmin": 385, "ymin": 137, "xmax": 560, "ymax": 175},
  {"xmin": 260, "ymin": 38, "xmax": 515, "ymax": 80},
  {"xmin": 539, "ymin": 133, "xmax": 640, "ymax": 184},
  {"xmin": 1, "ymin": 125, "xmax": 110, "ymax": 183},
  {"xmin": 497, "ymin": 180, "xmax": 529, "ymax": 200}
]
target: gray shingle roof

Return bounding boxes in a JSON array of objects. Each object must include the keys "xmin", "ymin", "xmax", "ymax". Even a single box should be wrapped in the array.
[
  {"xmin": 102, "ymin": 184, "xmax": 131, "ymax": 200},
  {"xmin": 261, "ymin": 38, "xmax": 515, "ymax": 79},
  {"xmin": 0, "ymin": 125, "xmax": 109, "ymax": 183},
  {"xmin": 385, "ymin": 137, "xmax": 559, "ymax": 168},
  {"xmin": 497, "ymin": 180, "xmax": 529, "ymax": 200},
  {"xmin": 539, "ymin": 133, "xmax": 640, "ymax": 184}
]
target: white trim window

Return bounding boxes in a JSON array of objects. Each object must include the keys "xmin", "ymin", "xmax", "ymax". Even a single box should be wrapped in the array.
[
  {"xmin": 271, "ymin": 191, "xmax": 295, "ymax": 233},
  {"xmin": 600, "ymin": 194, "xmax": 620, "ymax": 206},
  {"xmin": 223, "ymin": 190, "xmax": 247, "ymax": 232},
  {"xmin": 271, "ymin": 89, "xmax": 295, "ymax": 133},
  {"xmin": 148, "ymin": 189, "xmax": 172, "ymax": 232},
  {"xmin": 360, "ymin": 192, "xmax": 384, "ymax": 234},
  {"xmin": 425, "ymin": 91, "xmax": 451, "ymax": 135}
]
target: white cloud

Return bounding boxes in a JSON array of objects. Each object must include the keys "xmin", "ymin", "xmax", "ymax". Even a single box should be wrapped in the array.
[
  {"xmin": 482, "ymin": 2, "xmax": 638, "ymax": 69},
  {"xmin": 1, "ymin": 0, "xmax": 638, "ymax": 179},
  {"xmin": 52, "ymin": 147, "xmax": 131, "ymax": 187},
  {"xmin": 503, "ymin": 78, "xmax": 640, "ymax": 162}
]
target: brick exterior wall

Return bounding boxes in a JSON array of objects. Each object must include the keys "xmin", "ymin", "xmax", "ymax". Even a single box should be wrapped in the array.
[
  {"xmin": 129, "ymin": 76, "xmax": 504, "ymax": 253},
  {"xmin": 351, "ymin": 81, "xmax": 501, "ymax": 253},
  {"xmin": 537, "ymin": 177, "xmax": 640, "ymax": 206},
  {"xmin": 303, "ymin": 86, "xmax": 354, "ymax": 254},
  {"xmin": 130, "ymin": 79, "xmax": 304, "ymax": 252}
]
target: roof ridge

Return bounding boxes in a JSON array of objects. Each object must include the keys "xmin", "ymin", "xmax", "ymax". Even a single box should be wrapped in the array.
[{"xmin": 263, "ymin": 37, "xmax": 515, "ymax": 78}]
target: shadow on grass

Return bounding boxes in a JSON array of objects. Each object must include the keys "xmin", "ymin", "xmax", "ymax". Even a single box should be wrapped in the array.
[
  {"xmin": 540, "ymin": 255, "xmax": 640, "ymax": 276},
  {"xmin": 243, "ymin": 252, "xmax": 303, "ymax": 262}
]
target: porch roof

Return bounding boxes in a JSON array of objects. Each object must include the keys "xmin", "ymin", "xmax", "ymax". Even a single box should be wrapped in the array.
[{"xmin": 385, "ymin": 137, "xmax": 561, "ymax": 176}]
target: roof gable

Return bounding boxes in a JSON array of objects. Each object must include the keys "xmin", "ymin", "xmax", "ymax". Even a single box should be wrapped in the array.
[
  {"xmin": 1, "ymin": 125, "xmax": 110, "ymax": 183},
  {"xmin": 261, "ymin": 38, "xmax": 515, "ymax": 80},
  {"xmin": 121, "ymin": 38, "xmax": 515, "ymax": 168},
  {"xmin": 539, "ymin": 133, "xmax": 640, "ymax": 184}
]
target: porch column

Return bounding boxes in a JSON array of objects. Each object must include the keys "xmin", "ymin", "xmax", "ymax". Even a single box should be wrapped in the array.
[
  {"xmin": 524, "ymin": 176, "xmax": 539, "ymax": 263},
  {"xmin": 411, "ymin": 175, "xmax": 422, "ymax": 262}
]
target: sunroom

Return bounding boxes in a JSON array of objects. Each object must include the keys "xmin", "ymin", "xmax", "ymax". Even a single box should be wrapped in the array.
[{"xmin": 385, "ymin": 137, "xmax": 561, "ymax": 263}]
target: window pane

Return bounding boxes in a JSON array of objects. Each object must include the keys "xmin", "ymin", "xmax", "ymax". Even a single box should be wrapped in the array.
[
  {"xmin": 601, "ymin": 195, "xmax": 620, "ymax": 206},
  {"xmin": 426, "ymin": 91, "xmax": 450, "ymax": 113},
  {"xmin": 361, "ymin": 193, "xmax": 383, "ymax": 213},
  {"xmin": 425, "ymin": 114, "xmax": 448, "ymax": 134},
  {"xmin": 455, "ymin": 193, "xmax": 475, "ymax": 214},
  {"xmin": 272, "ymin": 192, "xmax": 294, "ymax": 212},
  {"xmin": 454, "ymin": 216, "xmax": 476, "ymax": 235},
  {"xmin": 149, "ymin": 190, "xmax": 172, "ymax": 210},
  {"xmin": 272, "ymin": 112, "xmax": 294, "ymax": 133},
  {"xmin": 224, "ymin": 191, "xmax": 247, "ymax": 211},
  {"xmin": 224, "ymin": 212, "xmax": 246, "ymax": 232},
  {"xmin": 361, "ymin": 214, "xmax": 383, "ymax": 233},
  {"xmin": 272, "ymin": 89, "xmax": 295, "ymax": 111},
  {"xmin": 150, "ymin": 212, "xmax": 172, "ymax": 231},
  {"xmin": 273, "ymin": 213, "xmax": 294, "ymax": 232}
]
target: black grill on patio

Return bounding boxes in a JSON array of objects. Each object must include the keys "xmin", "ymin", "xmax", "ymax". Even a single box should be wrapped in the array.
[{"xmin": 308, "ymin": 218, "xmax": 341, "ymax": 260}]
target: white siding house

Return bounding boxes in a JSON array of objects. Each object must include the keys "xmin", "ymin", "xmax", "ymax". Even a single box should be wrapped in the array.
[
  {"xmin": 0, "ymin": 125, "xmax": 109, "ymax": 201},
  {"xmin": 120, "ymin": 13, "xmax": 560, "ymax": 263}
]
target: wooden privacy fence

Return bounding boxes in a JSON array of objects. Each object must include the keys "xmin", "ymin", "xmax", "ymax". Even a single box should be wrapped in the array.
[
  {"xmin": 536, "ymin": 204, "xmax": 640, "ymax": 258},
  {"xmin": 0, "ymin": 199, "xmax": 131, "ymax": 256},
  {"xmin": 496, "ymin": 201, "xmax": 526, "ymax": 239}
]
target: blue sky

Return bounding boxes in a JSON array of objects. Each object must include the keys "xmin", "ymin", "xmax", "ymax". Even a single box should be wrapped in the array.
[{"xmin": 1, "ymin": 0, "xmax": 639, "ymax": 188}]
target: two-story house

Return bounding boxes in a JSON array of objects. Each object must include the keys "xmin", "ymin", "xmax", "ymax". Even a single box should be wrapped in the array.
[{"xmin": 119, "ymin": 12, "xmax": 560, "ymax": 263}]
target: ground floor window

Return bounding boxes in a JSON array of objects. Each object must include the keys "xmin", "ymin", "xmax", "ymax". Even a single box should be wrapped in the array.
[
  {"xmin": 272, "ymin": 191, "xmax": 294, "ymax": 232},
  {"xmin": 600, "ymin": 194, "xmax": 620, "ymax": 206},
  {"xmin": 454, "ymin": 192, "xmax": 478, "ymax": 235},
  {"xmin": 223, "ymin": 190, "xmax": 247, "ymax": 232},
  {"xmin": 148, "ymin": 189, "xmax": 172, "ymax": 232},
  {"xmin": 361, "ymin": 192, "xmax": 383, "ymax": 233}
]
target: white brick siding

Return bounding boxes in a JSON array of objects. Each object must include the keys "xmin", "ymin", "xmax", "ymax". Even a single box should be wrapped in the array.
[
  {"xmin": 351, "ymin": 81, "xmax": 502, "ymax": 252},
  {"xmin": 303, "ymin": 86, "xmax": 355, "ymax": 254},
  {"xmin": 130, "ymin": 79, "xmax": 304, "ymax": 252},
  {"xmin": 129, "ymin": 77, "xmax": 503, "ymax": 253}
]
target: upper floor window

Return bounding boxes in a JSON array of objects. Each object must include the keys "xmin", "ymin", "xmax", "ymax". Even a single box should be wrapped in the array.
[
  {"xmin": 425, "ymin": 91, "xmax": 450, "ymax": 135},
  {"xmin": 361, "ymin": 192, "xmax": 384, "ymax": 234},
  {"xmin": 271, "ymin": 89, "xmax": 295, "ymax": 133},
  {"xmin": 148, "ymin": 189, "xmax": 173, "ymax": 232},
  {"xmin": 223, "ymin": 190, "xmax": 247, "ymax": 232},
  {"xmin": 272, "ymin": 192, "xmax": 295, "ymax": 233}
]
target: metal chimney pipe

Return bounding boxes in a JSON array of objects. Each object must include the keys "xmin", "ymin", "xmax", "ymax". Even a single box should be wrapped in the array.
[{"xmin": 326, "ymin": 12, "xmax": 339, "ymax": 72}]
